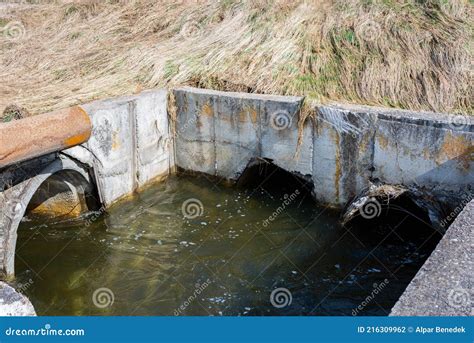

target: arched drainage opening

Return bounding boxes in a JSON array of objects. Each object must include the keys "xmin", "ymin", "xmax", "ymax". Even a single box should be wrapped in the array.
[
  {"xmin": 12, "ymin": 169, "xmax": 101, "ymax": 293},
  {"xmin": 12, "ymin": 169, "xmax": 442, "ymax": 316},
  {"xmin": 26, "ymin": 169, "xmax": 100, "ymax": 220}
]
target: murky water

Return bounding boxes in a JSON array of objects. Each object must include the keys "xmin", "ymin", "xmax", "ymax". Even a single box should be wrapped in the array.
[{"xmin": 14, "ymin": 170, "xmax": 441, "ymax": 316}]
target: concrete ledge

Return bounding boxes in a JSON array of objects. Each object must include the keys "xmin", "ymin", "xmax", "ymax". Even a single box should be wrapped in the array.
[
  {"xmin": 0, "ymin": 281, "xmax": 36, "ymax": 316},
  {"xmin": 390, "ymin": 199, "xmax": 474, "ymax": 316}
]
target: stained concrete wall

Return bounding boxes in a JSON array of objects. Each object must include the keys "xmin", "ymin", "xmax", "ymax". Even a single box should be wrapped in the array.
[
  {"xmin": 174, "ymin": 87, "xmax": 309, "ymax": 179},
  {"xmin": 64, "ymin": 89, "xmax": 172, "ymax": 207},
  {"xmin": 173, "ymin": 87, "xmax": 473, "ymax": 213},
  {"xmin": 315, "ymin": 104, "xmax": 473, "ymax": 209}
]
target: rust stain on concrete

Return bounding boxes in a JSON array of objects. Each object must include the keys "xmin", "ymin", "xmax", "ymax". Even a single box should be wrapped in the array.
[
  {"xmin": 112, "ymin": 131, "xmax": 120, "ymax": 150},
  {"xmin": 437, "ymin": 133, "xmax": 472, "ymax": 171},
  {"xmin": 202, "ymin": 102, "xmax": 213, "ymax": 117},
  {"xmin": 29, "ymin": 200, "xmax": 83, "ymax": 218},
  {"xmin": 377, "ymin": 134, "xmax": 389, "ymax": 150},
  {"xmin": 249, "ymin": 108, "xmax": 258, "ymax": 124}
]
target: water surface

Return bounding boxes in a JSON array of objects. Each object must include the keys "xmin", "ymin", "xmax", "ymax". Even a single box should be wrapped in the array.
[{"xmin": 15, "ymin": 171, "xmax": 440, "ymax": 316}]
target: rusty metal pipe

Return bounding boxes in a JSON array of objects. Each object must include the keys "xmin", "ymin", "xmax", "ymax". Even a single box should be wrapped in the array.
[{"xmin": 0, "ymin": 106, "xmax": 91, "ymax": 168}]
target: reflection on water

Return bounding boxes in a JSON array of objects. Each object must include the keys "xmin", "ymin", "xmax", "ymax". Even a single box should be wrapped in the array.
[{"xmin": 14, "ymin": 172, "xmax": 440, "ymax": 316}]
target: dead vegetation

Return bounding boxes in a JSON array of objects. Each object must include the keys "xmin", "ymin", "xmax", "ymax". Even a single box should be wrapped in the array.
[{"xmin": 0, "ymin": 0, "xmax": 472, "ymax": 115}]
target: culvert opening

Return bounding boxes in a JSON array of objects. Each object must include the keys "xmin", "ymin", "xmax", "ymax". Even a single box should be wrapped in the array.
[
  {"xmin": 25, "ymin": 170, "xmax": 100, "ymax": 220},
  {"xmin": 236, "ymin": 158, "xmax": 314, "ymax": 200},
  {"xmin": 13, "ymin": 172, "xmax": 442, "ymax": 316}
]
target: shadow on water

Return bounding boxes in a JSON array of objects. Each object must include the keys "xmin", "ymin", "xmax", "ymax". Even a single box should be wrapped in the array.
[{"xmin": 14, "ymin": 162, "xmax": 442, "ymax": 316}]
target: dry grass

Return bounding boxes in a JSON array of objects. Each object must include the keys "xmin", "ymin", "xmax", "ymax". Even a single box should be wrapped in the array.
[{"xmin": 0, "ymin": 0, "xmax": 472, "ymax": 115}]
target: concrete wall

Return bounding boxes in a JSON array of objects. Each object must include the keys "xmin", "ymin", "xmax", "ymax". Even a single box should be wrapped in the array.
[
  {"xmin": 173, "ymin": 87, "xmax": 308, "ymax": 180},
  {"xmin": 315, "ymin": 104, "xmax": 473, "ymax": 208},
  {"xmin": 64, "ymin": 89, "xmax": 172, "ymax": 207},
  {"xmin": 173, "ymin": 87, "xmax": 473, "ymax": 212}
]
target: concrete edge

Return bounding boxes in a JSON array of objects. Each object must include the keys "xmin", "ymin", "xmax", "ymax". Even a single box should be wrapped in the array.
[
  {"xmin": 174, "ymin": 86, "xmax": 304, "ymax": 103},
  {"xmin": 320, "ymin": 102, "xmax": 473, "ymax": 132},
  {"xmin": 0, "ymin": 281, "xmax": 36, "ymax": 316}
]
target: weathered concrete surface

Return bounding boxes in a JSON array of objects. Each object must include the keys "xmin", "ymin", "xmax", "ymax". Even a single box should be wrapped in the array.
[
  {"xmin": 65, "ymin": 89, "xmax": 172, "ymax": 206},
  {"xmin": 390, "ymin": 199, "xmax": 474, "ymax": 316},
  {"xmin": 313, "ymin": 107, "xmax": 376, "ymax": 206},
  {"xmin": 0, "ymin": 106, "xmax": 91, "ymax": 168},
  {"xmin": 173, "ymin": 87, "xmax": 306, "ymax": 180},
  {"xmin": 173, "ymin": 88, "xmax": 473, "ymax": 215},
  {"xmin": 0, "ymin": 281, "xmax": 36, "ymax": 316},
  {"xmin": 314, "ymin": 103, "xmax": 473, "ymax": 209}
]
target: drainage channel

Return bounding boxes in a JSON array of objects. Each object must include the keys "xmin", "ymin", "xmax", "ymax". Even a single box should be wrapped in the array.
[{"xmin": 12, "ymin": 165, "xmax": 441, "ymax": 316}]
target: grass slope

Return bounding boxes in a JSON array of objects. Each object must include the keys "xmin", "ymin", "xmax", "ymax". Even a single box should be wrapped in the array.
[{"xmin": 0, "ymin": 0, "xmax": 472, "ymax": 115}]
